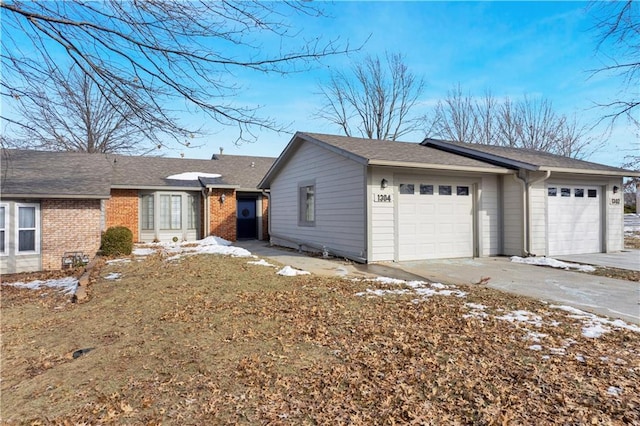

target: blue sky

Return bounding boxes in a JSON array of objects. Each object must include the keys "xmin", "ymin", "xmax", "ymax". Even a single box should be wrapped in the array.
[{"xmin": 180, "ymin": 1, "xmax": 635, "ymax": 168}]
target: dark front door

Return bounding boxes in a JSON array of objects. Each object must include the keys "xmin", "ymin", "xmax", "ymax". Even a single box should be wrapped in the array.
[{"xmin": 236, "ymin": 198, "xmax": 257, "ymax": 239}]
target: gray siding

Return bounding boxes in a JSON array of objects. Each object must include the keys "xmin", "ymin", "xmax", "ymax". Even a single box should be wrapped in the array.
[
  {"xmin": 270, "ymin": 143, "xmax": 366, "ymax": 259},
  {"xmin": 502, "ymin": 175, "xmax": 525, "ymax": 256},
  {"xmin": 478, "ymin": 175, "xmax": 500, "ymax": 256}
]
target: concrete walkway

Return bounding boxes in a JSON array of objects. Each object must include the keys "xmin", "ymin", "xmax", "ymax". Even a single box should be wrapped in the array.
[
  {"xmin": 236, "ymin": 241, "xmax": 639, "ymax": 325},
  {"xmin": 556, "ymin": 250, "xmax": 640, "ymax": 272}
]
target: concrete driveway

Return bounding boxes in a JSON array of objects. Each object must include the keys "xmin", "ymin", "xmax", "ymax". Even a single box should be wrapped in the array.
[
  {"xmin": 236, "ymin": 241, "xmax": 639, "ymax": 325},
  {"xmin": 388, "ymin": 257, "xmax": 639, "ymax": 325}
]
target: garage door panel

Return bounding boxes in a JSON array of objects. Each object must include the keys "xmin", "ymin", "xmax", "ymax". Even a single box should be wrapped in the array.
[
  {"xmin": 398, "ymin": 178, "xmax": 474, "ymax": 261},
  {"xmin": 548, "ymin": 184, "xmax": 601, "ymax": 255}
]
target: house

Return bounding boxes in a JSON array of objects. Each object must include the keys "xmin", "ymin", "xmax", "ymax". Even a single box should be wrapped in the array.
[
  {"xmin": 258, "ymin": 132, "xmax": 639, "ymax": 263},
  {"xmin": 0, "ymin": 149, "xmax": 274, "ymax": 274}
]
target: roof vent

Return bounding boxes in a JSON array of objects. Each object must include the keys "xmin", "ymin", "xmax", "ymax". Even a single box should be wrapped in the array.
[
  {"xmin": 219, "ymin": 147, "xmax": 224, "ymax": 155},
  {"xmin": 251, "ymin": 161, "xmax": 255, "ymax": 168}
]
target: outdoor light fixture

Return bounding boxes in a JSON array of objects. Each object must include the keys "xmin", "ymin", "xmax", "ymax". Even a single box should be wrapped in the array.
[
  {"xmin": 613, "ymin": 186, "xmax": 619, "ymax": 194},
  {"xmin": 220, "ymin": 193, "xmax": 226, "ymax": 204},
  {"xmin": 381, "ymin": 178, "xmax": 388, "ymax": 189}
]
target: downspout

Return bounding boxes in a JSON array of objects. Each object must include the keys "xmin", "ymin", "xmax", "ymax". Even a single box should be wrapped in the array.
[
  {"xmin": 513, "ymin": 170, "xmax": 551, "ymax": 256},
  {"xmin": 202, "ymin": 187, "xmax": 213, "ymax": 237}
]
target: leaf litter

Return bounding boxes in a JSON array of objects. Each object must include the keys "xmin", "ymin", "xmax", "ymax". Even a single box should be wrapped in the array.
[{"xmin": 1, "ymin": 247, "xmax": 639, "ymax": 424}]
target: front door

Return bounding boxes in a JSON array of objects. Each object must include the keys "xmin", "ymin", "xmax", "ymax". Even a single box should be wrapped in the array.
[{"xmin": 236, "ymin": 198, "xmax": 257, "ymax": 239}]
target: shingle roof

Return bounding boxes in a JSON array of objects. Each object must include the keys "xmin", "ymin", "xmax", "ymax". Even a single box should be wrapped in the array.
[
  {"xmin": 109, "ymin": 153, "xmax": 275, "ymax": 191},
  {"xmin": 1, "ymin": 149, "xmax": 275, "ymax": 199},
  {"xmin": 259, "ymin": 132, "xmax": 510, "ymax": 188},
  {"xmin": 422, "ymin": 138, "xmax": 638, "ymax": 175},
  {"xmin": 1, "ymin": 149, "xmax": 113, "ymax": 198}
]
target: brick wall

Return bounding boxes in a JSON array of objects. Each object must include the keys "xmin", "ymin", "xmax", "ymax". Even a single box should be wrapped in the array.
[
  {"xmin": 105, "ymin": 189, "xmax": 139, "ymax": 241},
  {"xmin": 208, "ymin": 189, "xmax": 237, "ymax": 241},
  {"xmin": 41, "ymin": 199, "xmax": 102, "ymax": 271}
]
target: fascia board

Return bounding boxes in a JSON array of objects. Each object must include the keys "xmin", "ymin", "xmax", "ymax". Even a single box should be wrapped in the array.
[
  {"xmin": 0, "ymin": 193, "xmax": 110, "ymax": 200},
  {"xmin": 541, "ymin": 167, "xmax": 640, "ymax": 177},
  {"xmin": 368, "ymin": 159, "xmax": 513, "ymax": 174}
]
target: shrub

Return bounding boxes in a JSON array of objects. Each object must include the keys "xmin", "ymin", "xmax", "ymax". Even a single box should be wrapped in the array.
[{"xmin": 101, "ymin": 226, "xmax": 133, "ymax": 256}]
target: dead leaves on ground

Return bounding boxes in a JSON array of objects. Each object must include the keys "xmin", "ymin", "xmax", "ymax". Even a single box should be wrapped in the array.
[{"xmin": 1, "ymin": 255, "xmax": 639, "ymax": 425}]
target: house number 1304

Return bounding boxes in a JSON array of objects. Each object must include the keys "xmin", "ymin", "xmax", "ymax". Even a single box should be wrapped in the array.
[{"xmin": 376, "ymin": 194, "xmax": 392, "ymax": 203}]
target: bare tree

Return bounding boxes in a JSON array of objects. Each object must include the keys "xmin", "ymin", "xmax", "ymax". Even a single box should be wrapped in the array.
[
  {"xmin": 1, "ymin": 1, "xmax": 351, "ymax": 149},
  {"xmin": 315, "ymin": 53, "xmax": 426, "ymax": 141},
  {"xmin": 589, "ymin": 0, "xmax": 640, "ymax": 127},
  {"xmin": 8, "ymin": 65, "xmax": 161, "ymax": 154},
  {"xmin": 427, "ymin": 88, "xmax": 598, "ymax": 159}
]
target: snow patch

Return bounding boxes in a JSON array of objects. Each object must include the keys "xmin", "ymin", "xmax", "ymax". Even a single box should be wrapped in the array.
[
  {"xmin": 551, "ymin": 305, "xmax": 640, "ymax": 338},
  {"xmin": 165, "ymin": 172, "xmax": 221, "ymax": 181},
  {"xmin": 132, "ymin": 248, "xmax": 156, "ymax": 256},
  {"xmin": 356, "ymin": 277, "xmax": 466, "ymax": 300},
  {"xmin": 4, "ymin": 277, "xmax": 78, "ymax": 295},
  {"xmin": 496, "ymin": 310, "xmax": 543, "ymax": 326},
  {"xmin": 277, "ymin": 266, "xmax": 311, "ymax": 276},
  {"xmin": 607, "ymin": 386, "xmax": 623, "ymax": 396},
  {"xmin": 511, "ymin": 256, "xmax": 595, "ymax": 272},
  {"xmin": 248, "ymin": 259, "xmax": 276, "ymax": 267},
  {"xmin": 104, "ymin": 273, "xmax": 122, "ymax": 280}
]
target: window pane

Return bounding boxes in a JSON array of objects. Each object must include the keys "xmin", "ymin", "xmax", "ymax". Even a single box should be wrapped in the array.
[
  {"xmin": 575, "ymin": 188, "xmax": 584, "ymax": 198},
  {"xmin": 188, "ymin": 195, "xmax": 197, "ymax": 229},
  {"xmin": 588, "ymin": 189, "xmax": 597, "ymax": 198},
  {"xmin": 141, "ymin": 195, "xmax": 154, "ymax": 230},
  {"xmin": 305, "ymin": 186, "xmax": 314, "ymax": 222},
  {"xmin": 171, "ymin": 195, "xmax": 181, "ymax": 229},
  {"xmin": 18, "ymin": 206, "xmax": 35, "ymax": 228},
  {"xmin": 420, "ymin": 184, "xmax": 433, "ymax": 195},
  {"xmin": 457, "ymin": 186, "xmax": 469, "ymax": 196},
  {"xmin": 439, "ymin": 185, "xmax": 452, "ymax": 195},
  {"xmin": 19, "ymin": 230, "xmax": 35, "ymax": 251},
  {"xmin": 0, "ymin": 206, "xmax": 5, "ymax": 229},
  {"xmin": 399, "ymin": 184, "xmax": 414, "ymax": 194},
  {"xmin": 561, "ymin": 188, "xmax": 571, "ymax": 197},
  {"xmin": 548, "ymin": 187, "xmax": 557, "ymax": 196},
  {"xmin": 0, "ymin": 230, "xmax": 4, "ymax": 252},
  {"xmin": 160, "ymin": 195, "xmax": 171, "ymax": 229}
]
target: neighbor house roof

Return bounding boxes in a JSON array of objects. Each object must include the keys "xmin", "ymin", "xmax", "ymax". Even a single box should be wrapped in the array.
[
  {"xmin": 259, "ymin": 132, "xmax": 512, "ymax": 188},
  {"xmin": 109, "ymin": 153, "xmax": 274, "ymax": 192},
  {"xmin": 1, "ymin": 149, "xmax": 275, "ymax": 199},
  {"xmin": 422, "ymin": 138, "xmax": 639, "ymax": 176},
  {"xmin": 1, "ymin": 149, "xmax": 113, "ymax": 199}
]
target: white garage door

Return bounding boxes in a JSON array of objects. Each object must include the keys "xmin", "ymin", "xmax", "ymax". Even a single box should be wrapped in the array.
[
  {"xmin": 547, "ymin": 185, "xmax": 602, "ymax": 255},
  {"xmin": 398, "ymin": 179, "xmax": 474, "ymax": 261}
]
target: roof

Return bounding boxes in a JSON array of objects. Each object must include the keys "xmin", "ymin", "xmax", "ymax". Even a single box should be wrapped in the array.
[
  {"xmin": 259, "ymin": 132, "xmax": 511, "ymax": 188},
  {"xmin": 1, "ymin": 149, "xmax": 113, "ymax": 199},
  {"xmin": 1, "ymin": 149, "xmax": 275, "ymax": 199},
  {"xmin": 109, "ymin": 154, "xmax": 274, "ymax": 191},
  {"xmin": 422, "ymin": 138, "xmax": 639, "ymax": 176}
]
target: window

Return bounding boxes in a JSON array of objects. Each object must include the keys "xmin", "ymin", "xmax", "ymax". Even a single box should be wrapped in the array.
[
  {"xmin": 561, "ymin": 188, "xmax": 571, "ymax": 197},
  {"xmin": 588, "ymin": 189, "xmax": 597, "ymax": 198},
  {"xmin": 141, "ymin": 194, "xmax": 154, "ymax": 230},
  {"xmin": 17, "ymin": 204, "xmax": 39, "ymax": 253},
  {"xmin": 187, "ymin": 194, "xmax": 197, "ymax": 229},
  {"xmin": 160, "ymin": 194, "xmax": 182, "ymax": 230},
  {"xmin": 457, "ymin": 186, "xmax": 469, "ymax": 196},
  {"xmin": 399, "ymin": 184, "xmax": 414, "ymax": 194},
  {"xmin": 548, "ymin": 187, "xmax": 557, "ymax": 196},
  {"xmin": 574, "ymin": 188, "xmax": 584, "ymax": 198},
  {"xmin": 420, "ymin": 184, "xmax": 434, "ymax": 195},
  {"xmin": 299, "ymin": 184, "xmax": 315, "ymax": 226},
  {"xmin": 438, "ymin": 185, "xmax": 452, "ymax": 196},
  {"xmin": 0, "ymin": 205, "xmax": 5, "ymax": 254}
]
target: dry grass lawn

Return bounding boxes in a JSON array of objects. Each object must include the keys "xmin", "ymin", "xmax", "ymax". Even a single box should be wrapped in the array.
[{"xmin": 1, "ymin": 252, "xmax": 639, "ymax": 425}]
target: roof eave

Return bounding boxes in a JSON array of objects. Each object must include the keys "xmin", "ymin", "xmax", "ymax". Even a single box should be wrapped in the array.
[
  {"xmin": 541, "ymin": 167, "xmax": 640, "ymax": 177},
  {"xmin": 368, "ymin": 159, "xmax": 513, "ymax": 174},
  {"xmin": 258, "ymin": 132, "xmax": 369, "ymax": 189},
  {"xmin": 423, "ymin": 139, "xmax": 538, "ymax": 170},
  {"xmin": 0, "ymin": 193, "xmax": 110, "ymax": 200},
  {"xmin": 110, "ymin": 184, "xmax": 203, "ymax": 191}
]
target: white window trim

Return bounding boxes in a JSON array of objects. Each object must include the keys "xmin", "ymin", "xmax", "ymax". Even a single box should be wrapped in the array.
[
  {"xmin": 0, "ymin": 203, "xmax": 7, "ymax": 256},
  {"xmin": 298, "ymin": 181, "xmax": 316, "ymax": 227},
  {"xmin": 15, "ymin": 202, "xmax": 40, "ymax": 255}
]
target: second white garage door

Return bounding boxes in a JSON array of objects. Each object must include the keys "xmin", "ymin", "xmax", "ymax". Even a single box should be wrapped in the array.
[
  {"xmin": 397, "ymin": 178, "xmax": 474, "ymax": 261},
  {"xmin": 547, "ymin": 184, "xmax": 602, "ymax": 255}
]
